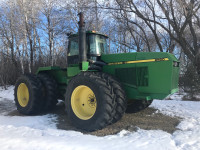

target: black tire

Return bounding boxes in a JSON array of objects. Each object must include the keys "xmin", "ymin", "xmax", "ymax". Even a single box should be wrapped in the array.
[
  {"xmin": 37, "ymin": 73, "xmax": 58, "ymax": 111},
  {"xmin": 126, "ymin": 100, "xmax": 153, "ymax": 113},
  {"xmin": 98, "ymin": 72, "xmax": 127, "ymax": 124},
  {"xmin": 14, "ymin": 74, "xmax": 43, "ymax": 115},
  {"xmin": 65, "ymin": 72, "xmax": 116, "ymax": 131}
]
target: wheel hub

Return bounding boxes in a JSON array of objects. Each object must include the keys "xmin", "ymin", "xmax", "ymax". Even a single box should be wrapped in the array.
[
  {"xmin": 87, "ymin": 94, "xmax": 96, "ymax": 108},
  {"xmin": 17, "ymin": 83, "xmax": 29, "ymax": 107},
  {"xmin": 71, "ymin": 85, "xmax": 97, "ymax": 120}
]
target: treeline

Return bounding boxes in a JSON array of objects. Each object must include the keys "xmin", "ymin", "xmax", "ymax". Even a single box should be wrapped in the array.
[{"xmin": 0, "ymin": 0, "xmax": 199, "ymax": 97}]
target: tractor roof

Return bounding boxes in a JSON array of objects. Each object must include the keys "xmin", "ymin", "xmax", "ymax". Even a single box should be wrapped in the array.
[{"xmin": 68, "ymin": 31, "xmax": 108, "ymax": 38}]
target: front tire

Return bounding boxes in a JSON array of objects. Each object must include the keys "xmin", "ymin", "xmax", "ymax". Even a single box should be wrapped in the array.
[
  {"xmin": 14, "ymin": 74, "xmax": 43, "ymax": 115},
  {"xmin": 65, "ymin": 72, "xmax": 116, "ymax": 131}
]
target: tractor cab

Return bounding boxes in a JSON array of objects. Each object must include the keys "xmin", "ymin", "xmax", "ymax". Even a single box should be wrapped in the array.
[{"xmin": 67, "ymin": 31, "xmax": 108, "ymax": 65}]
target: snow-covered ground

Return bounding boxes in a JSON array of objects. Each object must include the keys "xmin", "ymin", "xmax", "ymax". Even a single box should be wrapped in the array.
[
  {"xmin": 0, "ymin": 86, "xmax": 200, "ymax": 150},
  {"xmin": 0, "ymin": 86, "xmax": 14, "ymax": 100}
]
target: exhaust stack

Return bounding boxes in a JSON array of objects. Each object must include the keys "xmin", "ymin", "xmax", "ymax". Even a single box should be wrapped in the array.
[{"xmin": 78, "ymin": 12, "xmax": 87, "ymax": 63}]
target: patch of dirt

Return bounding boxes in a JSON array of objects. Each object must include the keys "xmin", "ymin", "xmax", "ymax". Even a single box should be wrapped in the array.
[
  {"xmin": 52, "ymin": 102, "xmax": 180, "ymax": 136},
  {"xmin": 0, "ymin": 100, "xmax": 181, "ymax": 136}
]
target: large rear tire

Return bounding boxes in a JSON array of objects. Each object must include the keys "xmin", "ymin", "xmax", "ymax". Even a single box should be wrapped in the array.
[
  {"xmin": 65, "ymin": 72, "xmax": 116, "ymax": 131},
  {"xmin": 126, "ymin": 100, "xmax": 153, "ymax": 113},
  {"xmin": 37, "ymin": 73, "xmax": 58, "ymax": 111},
  {"xmin": 14, "ymin": 74, "xmax": 43, "ymax": 115}
]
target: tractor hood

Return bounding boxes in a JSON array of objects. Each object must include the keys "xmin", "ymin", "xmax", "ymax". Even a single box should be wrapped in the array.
[
  {"xmin": 101, "ymin": 52, "xmax": 179, "ymax": 100},
  {"xmin": 101, "ymin": 52, "xmax": 178, "ymax": 64}
]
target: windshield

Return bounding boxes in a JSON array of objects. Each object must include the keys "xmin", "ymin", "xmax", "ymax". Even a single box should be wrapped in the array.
[{"xmin": 88, "ymin": 34, "xmax": 108, "ymax": 55}]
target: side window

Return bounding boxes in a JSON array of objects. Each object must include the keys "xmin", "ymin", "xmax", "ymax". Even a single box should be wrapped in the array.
[
  {"xmin": 68, "ymin": 38, "xmax": 79, "ymax": 56},
  {"xmin": 89, "ymin": 35, "xmax": 96, "ymax": 54}
]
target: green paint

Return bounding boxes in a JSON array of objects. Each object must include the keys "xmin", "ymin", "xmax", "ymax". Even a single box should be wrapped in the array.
[
  {"xmin": 102, "ymin": 52, "xmax": 179, "ymax": 101},
  {"xmin": 82, "ymin": 61, "xmax": 89, "ymax": 71},
  {"xmin": 36, "ymin": 66, "xmax": 61, "ymax": 74},
  {"xmin": 67, "ymin": 65, "xmax": 81, "ymax": 77},
  {"xmin": 36, "ymin": 52, "xmax": 179, "ymax": 101},
  {"xmin": 36, "ymin": 66, "xmax": 68, "ymax": 100}
]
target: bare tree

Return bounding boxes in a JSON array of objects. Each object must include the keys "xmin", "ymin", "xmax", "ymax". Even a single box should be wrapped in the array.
[
  {"xmin": 16, "ymin": 0, "xmax": 41, "ymax": 73},
  {"xmin": 114, "ymin": 0, "xmax": 200, "ymax": 75}
]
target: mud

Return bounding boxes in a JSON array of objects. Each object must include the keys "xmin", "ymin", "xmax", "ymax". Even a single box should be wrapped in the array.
[{"xmin": 0, "ymin": 99, "xmax": 181, "ymax": 136}]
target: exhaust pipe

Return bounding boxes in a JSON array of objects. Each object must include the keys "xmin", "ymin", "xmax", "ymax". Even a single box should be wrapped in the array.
[{"xmin": 78, "ymin": 12, "xmax": 87, "ymax": 63}]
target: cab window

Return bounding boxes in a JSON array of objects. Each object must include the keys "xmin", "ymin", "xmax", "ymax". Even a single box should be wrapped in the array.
[
  {"xmin": 88, "ymin": 34, "xmax": 108, "ymax": 55},
  {"xmin": 68, "ymin": 37, "xmax": 79, "ymax": 56}
]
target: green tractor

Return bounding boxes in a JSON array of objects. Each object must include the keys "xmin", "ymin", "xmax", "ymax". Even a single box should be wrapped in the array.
[{"xmin": 14, "ymin": 13, "xmax": 179, "ymax": 131}]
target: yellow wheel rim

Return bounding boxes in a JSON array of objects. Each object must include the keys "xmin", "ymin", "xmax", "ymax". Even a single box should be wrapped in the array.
[
  {"xmin": 71, "ymin": 85, "xmax": 97, "ymax": 120},
  {"xmin": 17, "ymin": 83, "xmax": 29, "ymax": 107}
]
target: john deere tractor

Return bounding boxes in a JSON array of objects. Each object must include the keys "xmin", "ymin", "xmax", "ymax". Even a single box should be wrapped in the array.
[{"xmin": 14, "ymin": 13, "xmax": 179, "ymax": 131}]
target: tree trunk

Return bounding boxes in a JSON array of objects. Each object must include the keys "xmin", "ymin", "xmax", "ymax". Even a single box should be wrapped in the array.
[
  {"xmin": 30, "ymin": 38, "xmax": 33, "ymax": 73},
  {"xmin": 194, "ymin": 55, "xmax": 200, "ymax": 77}
]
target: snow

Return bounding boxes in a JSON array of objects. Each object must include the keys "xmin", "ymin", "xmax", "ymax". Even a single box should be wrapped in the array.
[
  {"xmin": 0, "ymin": 86, "xmax": 14, "ymax": 100},
  {"xmin": 0, "ymin": 87, "xmax": 200, "ymax": 150},
  {"xmin": 151, "ymin": 100, "xmax": 200, "ymax": 150},
  {"xmin": 166, "ymin": 92, "xmax": 186, "ymax": 101},
  {"xmin": 0, "ymin": 127, "xmax": 178, "ymax": 150}
]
